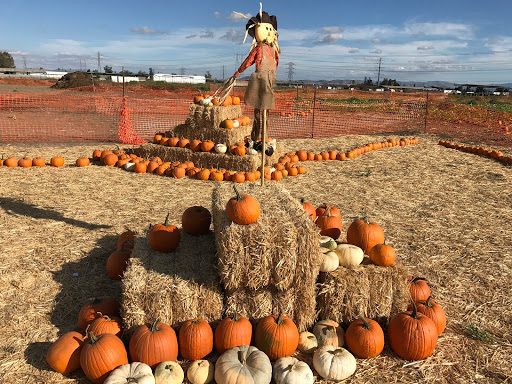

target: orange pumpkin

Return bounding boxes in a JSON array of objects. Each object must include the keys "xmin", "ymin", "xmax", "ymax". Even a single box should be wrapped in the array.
[
  {"xmin": 369, "ymin": 243, "xmax": 396, "ymax": 267},
  {"xmin": 182, "ymin": 206, "xmax": 211, "ymax": 235},
  {"xmin": 178, "ymin": 138, "xmax": 190, "ymax": 148},
  {"xmin": 46, "ymin": 332, "xmax": 84, "ymax": 374},
  {"xmin": 225, "ymin": 185, "xmax": 260, "ymax": 225},
  {"xmin": 409, "ymin": 277, "xmax": 431, "ymax": 302},
  {"xmin": 148, "ymin": 213, "xmax": 181, "ymax": 252},
  {"xmin": 179, "ymin": 319, "xmax": 213, "ymax": 361},
  {"xmin": 129, "ymin": 320, "xmax": 178, "ymax": 369},
  {"xmin": 346, "ymin": 216, "xmax": 385, "ymax": 255},
  {"xmin": 197, "ymin": 169, "xmax": 211, "ymax": 180},
  {"xmin": 88, "ymin": 315, "xmax": 123, "ymax": 338},
  {"xmin": 172, "ymin": 167, "xmax": 186, "ymax": 178},
  {"xmin": 232, "ymin": 172, "xmax": 246, "ymax": 183},
  {"xmin": 18, "ymin": 157, "xmax": 32, "ymax": 167},
  {"xmin": 168, "ymin": 137, "xmax": 180, "ymax": 147},
  {"xmin": 33, "ymin": 157, "xmax": 45, "ymax": 167},
  {"xmin": 134, "ymin": 162, "xmax": 147, "ymax": 173},
  {"xmin": 106, "ymin": 241, "xmax": 132, "ymax": 280},
  {"xmin": 189, "ymin": 139, "xmax": 202, "ymax": 152},
  {"xmin": 50, "ymin": 157, "xmax": 65, "ymax": 167},
  {"xmin": 78, "ymin": 297, "xmax": 120, "ymax": 332},
  {"xmin": 76, "ymin": 158, "xmax": 90, "ymax": 167},
  {"xmin": 255, "ymin": 314, "xmax": 299, "ymax": 360},
  {"xmin": 201, "ymin": 140, "xmax": 215, "ymax": 152},
  {"xmin": 345, "ymin": 317, "xmax": 384, "ymax": 358},
  {"xmin": 214, "ymin": 313, "xmax": 252, "ymax": 354},
  {"xmin": 232, "ymin": 96, "xmax": 241, "ymax": 105}
]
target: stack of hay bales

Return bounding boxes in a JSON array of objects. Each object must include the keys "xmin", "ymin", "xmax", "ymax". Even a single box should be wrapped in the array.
[
  {"xmin": 212, "ymin": 183, "xmax": 320, "ymax": 331},
  {"xmin": 317, "ymin": 260, "xmax": 410, "ymax": 325},
  {"xmin": 121, "ymin": 231, "xmax": 224, "ymax": 334},
  {"xmin": 135, "ymin": 103, "xmax": 282, "ymax": 172}
]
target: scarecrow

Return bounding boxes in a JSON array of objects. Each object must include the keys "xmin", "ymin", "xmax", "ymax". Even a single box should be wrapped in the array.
[{"xmin": 229, "ymin": 3, "xmax": 280, "ymax": 144}]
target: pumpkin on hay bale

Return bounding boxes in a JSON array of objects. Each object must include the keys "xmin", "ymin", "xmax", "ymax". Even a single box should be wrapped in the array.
[
  {"xmin": 121, "ymin": 230, "xmax": 223, "ymax": 334},
  {"xmin": 212, "ymin": 183, "xmax": 320, "ymax": 331},
  {"xmin": 317, "ymin": 260, "xmax": 410, "ymax": 325}
]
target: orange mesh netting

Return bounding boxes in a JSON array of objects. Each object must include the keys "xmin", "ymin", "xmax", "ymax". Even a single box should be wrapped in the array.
[{"xmin": 0, "ymin": 85, "xmax": 511, "ymax": 147}]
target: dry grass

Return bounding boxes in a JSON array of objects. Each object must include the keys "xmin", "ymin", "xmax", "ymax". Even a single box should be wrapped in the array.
[
  {"xmin": 134, "ymin": 142, "xmax": 282, "ymax": 172},
  {"xmin": 0, "ymin": 134, "xmax": 511, "ymax": 383}
]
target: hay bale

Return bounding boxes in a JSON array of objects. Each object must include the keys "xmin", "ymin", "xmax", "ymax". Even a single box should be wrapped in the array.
[
  {"xmin": 133, "ymin": 143, "xmax": 282, "ymax": 172},
  {"xmin": 211, "ymin": 183, "xmax": 320, "ymax": 291},
  {"xmin": 317, "ymin": 260, "xmax": 410, "ymax": 325},
  {"xmin": 224, "ymin": 287, "xmax": 315, "ymax": 332},
  {"xmin": 121, "ymin": 231, "xmax": 224, "ymax": 333},
  {"xmin": 188, "ymin": 104, "xmax": 244, "ymax": 132},
  {"xmin": 174, "ymin": 123, "xmax": 253, "ymax": 147}
]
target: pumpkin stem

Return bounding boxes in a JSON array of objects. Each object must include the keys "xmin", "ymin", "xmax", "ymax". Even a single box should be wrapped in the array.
[
  {"xmin": 233, "ymin": 184, "xmax": 242, "ymax": 201},
  {"xmin": 276, "ymin": 314, "xmax": 284, "ymax": 325},
  {"xmin": 358, "ymin": 316, "xmax": 371, "ymax": 330},
  {"xmin": 88, "ymin": 332, "xmax": 99, "ymax": 344},
  {"xmin": 410, "ymin": 277, "xmax": 426, "ymax": 284},
  {"xmin": 410, "ymin": 301, "xmax": 419, "ymax": 319},
  {"xmin": 164, "ymin": 213, "xmax": 170, "ymax": 227},
  {"xmin": 239, "ymin": 349, "xmax": 248, "ymax": 365},
  {"xmin": 425, "ymin": 296, "xmax": 432, "ymax": 307},
  {"xmin": 361, "ymin": 211, "xmax": 369, "ymax": 224},
  {"xmin": 232, "ymin": 312, "xmax": 239, "ymax": 322},
  {"xmin": 120, "ymin": 239, "xmax": 132, "ymax": 252},
  {"xmin": 150, "ymin": 319, "xmax": 160, "ymax": 332},
  {"xmin": 165, "ymin": 364, "xmax": 174, "ymax": 371},
  {"xmin": 127, "ymin": 378, "xmax": 137, "ymax": 383}
]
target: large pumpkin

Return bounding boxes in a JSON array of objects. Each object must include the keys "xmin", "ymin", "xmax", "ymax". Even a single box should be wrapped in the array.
[
  {"xmin": 103, "ymin": 362, "xmax": 155, "ymax": 384},
  {"xmin": 78, "ymin": 296, "xmax": 120, "ymax": 331},
  {"xmin": 214, "ymin": 313, "xmax": 252, "ymax": 354},
  {"xmin": 179, "ymin": 318, "xmax": 213, "ymax": 361},
  {"xmin": 346, "ymin": 216, "xmax": 385, "ymax": 254},
  {"xmin": 182, "ymin": 206, "xmax": 211, "ymax": 236},
  {"xmin": 312, "ymin": 345, "xmax": 357, "ymax": 381},
  {"xmin": 225, "ymin": 185, "xmax": 260, "ymax": 225},
  {"xmin": 407, "ymin": 297, "xmax": 446, "ymax": 335},
  {"xmin": 388, "ymin": 303, "xmax": 438, "ymax": 360},
  {"xmin": 273, "ymin": 356, "xmax": 314, "ymax": 384},
  {"xmin": 214, "ymin": 345, "xmax": 272, "ymax": 384},
  {"xmin": 81, "ymin": 332, "xmax": 129, "ymax": 384},
  {"xmin": 46, "ymin": 331, "xmax": 84, "ymax": 374},
  {"xmin": 254, "ymin": 314, "xmax": 299, "ymax": 361},
  {"xmin": 129, "ymin": 320, "xmax": 178, "ymax": 369},
  {"xmin": 345, "ymin": 316, "xmax": 384, "ymax": 358},
  {"xmin": 148, "ymin": 213, "xmax": 181, "ymax": 253}
]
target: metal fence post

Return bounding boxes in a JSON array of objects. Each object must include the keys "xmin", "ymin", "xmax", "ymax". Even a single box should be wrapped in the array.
[{"xmin": 312, "ymin": 85, "xmax": 317, "ymax": 138}]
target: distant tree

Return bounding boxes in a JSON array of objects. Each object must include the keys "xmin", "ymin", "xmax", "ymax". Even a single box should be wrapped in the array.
[
  {"xmin": 123, "ymin": 69, "xmax": 134, "ymax": 75},
  {"xmin": 364, "ymin": 77, "xmax": 373, "ymax": 85},
  {"xmin": 104, "ymin": 65, "xmax": 113, "ymax": 73},
  {"xmin": 475, "ymin": 85, "xmax": 485, "ymax": 95},
  {"xmin": 149, "ymin": 68, "xmax": 154, "ymax": 80},
  {"xmin": 137, "ymin": 70, "xmax": 148, "ymax": 77},
  {"xmin": 205, "ymin": 71, "xmax": 212, "ymax": 79},
  {"xmin": 92, "ymin": 69, "xmax": 99, "ymax": 73},
  {"xmin": 87, "ymin": 69, "xmax": 91, "ymax": 73},
  {"xmin": 0, "ymin": 51, "xmax": 15, "ymax": 68}
]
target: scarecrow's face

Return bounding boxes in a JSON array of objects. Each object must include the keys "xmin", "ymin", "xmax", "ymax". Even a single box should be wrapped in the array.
[{"xmin": 254, "ymin": 22, "xmax": 276, "ymax": 44}]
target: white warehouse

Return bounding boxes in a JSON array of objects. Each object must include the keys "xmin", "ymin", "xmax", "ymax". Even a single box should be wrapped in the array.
[{"xmin": 153, "ymin": 74, "xmax": 206, "ymax": 84}]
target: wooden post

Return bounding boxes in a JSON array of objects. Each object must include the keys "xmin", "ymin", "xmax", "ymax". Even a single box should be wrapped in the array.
[
  {"xmin": 260, "ymin": 109, "xmax": 267, "ymax": 186},
  {"xmin": 122, "ymin": 66, "xmax": 125, "ymax": 96}
]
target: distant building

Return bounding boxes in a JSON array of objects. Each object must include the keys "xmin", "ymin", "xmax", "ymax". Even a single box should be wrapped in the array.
[
  {"xmin": 110, "ymin": 75, "xmax": 141, "ymax": 83},
  {"xmin": 153, "ymin": 74, "xmax": 206, "ymax": 84}
]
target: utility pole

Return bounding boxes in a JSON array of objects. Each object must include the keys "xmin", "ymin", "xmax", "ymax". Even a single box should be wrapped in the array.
[
  {"xmin": 22, "ymin": 56, "xmax": 27, "ymax": 69},
  {"xmin": 97, "ymin": 52, "xmax": 101, "ymax": 72},
  {"xmin": 377, "ymin": 58, "xmax": 382, "ymax": 87},
  {"xmin": 287, "ymin": 62, "xmax": 295, "ymax": 84},
  {"xmin": 222, "ymin": 65, "xmax": 225, "ymax": 80},
  {"xmin": 179, "ymin": 67, "xmax": 186, "ymax": 75}
]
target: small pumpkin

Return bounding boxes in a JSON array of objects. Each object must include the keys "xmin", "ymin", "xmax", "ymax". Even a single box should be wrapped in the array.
[
  {"xmin": 273, "ymin": 356, "xmax": 314, "ymax": 384},
  {"xmin": 50, "ymin": 157, "xmax": 65, "ymax": 167},
  {"xmin": 319, "ymin": 236, "xmax": 337, "ymax": 251},
  {"xmin": 335, "ymin": 243, "xmax": 364, "ymax": 268},
  {"xmin": 319, "ymin": 250, "xmax": 339, "ymax": 273},
  {"xmin": 407, "ymin": 296, "xmax": 446, "ymax": 335},
  {"xmin": 254, "ymin": 314, "xmax": 299, "ymax": 361},
  {"xmin": 298, "ymin": 332, "xmax": 317, "ymax": 354},
  {"xmin": 225, "ymin": 185, "xmax": 260, "ymax": 225},
  {"xmin": 388, "ymin": 302, "xmax": 438, "ymax": 360},
  {"xmin": 129, "ymin": 319, "xmax": 179, "ymax": 370},
  {"xmin": 214, "ymin": 345, "xmax": 271, "ymax": 384},
  {"xmin": 81, "ymin": 332, "xmax": 129, "ymax": 384},
  {"xmin": 104, "ymin": 362, "xmax": 155, "ymax": 384},
  {"xmin": 179, "ymin": 318, "xmax": 213, "ymax": 361},
  {"xmin": 46, "ymin": 331, "xmax": 84, "ymax": 374},
  {"xmin": 313, "ymin": 319, "xmax": 345, "ymax": 347},
  {"xmin": 300, "ymin": 198, "xmax": 316, "ymax": 221},
  {"xmin": 313, "ymin": 345, "xmax": 356, "ymax": 381},
  {"xmin": 76, "ymin": 157, "xmax": 90, "ymax": 167},
  {"xmin": 369, "ymin": 243, "xmax": 396, "ymax": 267},
  {"xmin": 106, "ymin": 241, "xmax": 132, "ymax": 280},
  {"xmin": 18, "ymin": 157, "xmax": 32, "ymax": 167},
  {"xmin": 315, "ymin": 207, "xmax": 342, "ymax": 239},
  {"xmin": 182, "ymin": 206, "xmax": 211, "ymax": 236},
  {"xmin": 346, "ymin": 214, "xmax": 385, "ymax": 255},
  {"xmin": 78, "ymin": 296, "xmax": 120, "ymax": 331},
  {"xmin": 215, "ymin": 143, "xmax": 227, "ymax": 154},
  {"xmin": 201, "ymin": 140, "xmax": 215, "ymax": 152},
  {"xmin": 345, "ymin": 316, "xmax": 384, "ymax": 358},
  {"xmin": 149, "ymin": 213, "xmax": 181, "ymax": 253},
  {"xmin": 187, "ymin": 360, "xmax": 214, "ymax": 384},
  {"xmin": 214, "ymin": 313, "xmax": 252, "ymax": 354},
  {"xmin": 117, "ymin": 230, "xmax": 135, "ymax": 250},
  {"xmin": 89, "ymin": 315, "xmax": 123, "ymax": 338},
  {"xmin": 154, "ymin": 361, "xmax": 184, "ymax": 384},
  {"xmin": 409, "ymin": 277, "xmax": 431, "ymax": 302},
  {"xmin": 32, "ymin": 157, "xmax": 45, "ymax": 167}
]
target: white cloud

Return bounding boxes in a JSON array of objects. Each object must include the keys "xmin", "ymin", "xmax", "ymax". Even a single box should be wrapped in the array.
[
  {"xmin": 405, "ymin": 22, "xmax": 474, "ymax": 40},
  {"xmin": 348, "ymin": 48, "xmax": 359, "ymax": 53},
  {"xmin": 417, "ymin": 45, "xmax": 435, "ymax": 50},
  {"xmin": 213, "ymin": 11, "xmax": 221, "ymax": 18},
  {"xmin": 371, "ymin": 49, "xmax": 382, "ymax": 54},
  {"xmin": 200, "ymin": 30, "xmax": 215, "ymax": 39},
  {"xmin": 130, "ymin": 26, "xmax": 169, "ymax": 35},
  {"xmin": 319, "ymin": 26, "xmax": 343, "ymax": 34},
  {"xmin": 228, "ymin": 12, "xmax": 252, "ymax": 23}
]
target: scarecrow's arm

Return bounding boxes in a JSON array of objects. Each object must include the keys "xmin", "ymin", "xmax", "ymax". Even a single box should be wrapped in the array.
[
  {"xmin": 234, "ymin": 46, "xmax": 260, "ymax": 78},
  {"xmin": 275, "ymin": 48, "xmax": 279, "ymax": 68}
]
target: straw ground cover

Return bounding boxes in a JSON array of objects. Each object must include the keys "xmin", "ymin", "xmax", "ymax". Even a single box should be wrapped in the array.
[{"xmin": 0, "ymin": 135, "xmax": 511, "ymax": 383}]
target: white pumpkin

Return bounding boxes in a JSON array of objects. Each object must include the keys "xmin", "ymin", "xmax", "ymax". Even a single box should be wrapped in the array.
[
  {"xmin": 187, "ymin": 360, "xmax": 214, "ymax": 384},
  {"xmin": 319, "ymin": 251, "xmax": 339, "ymax": 272},
  {"xmin": 313, "ymin": 345, "xmax": 356, "ymax": 381},
  {"xmin": 319, "ymin": 236, "xmax": 337, "ymax": 251},
  {"xmin": 248, "ymin": 148, "xmax": 258, "ymax": 155},
  {"xmin": 154, "ymin": 361, "xmax": 184, "ymax": 384},
  {"xmin": 123, "ymin": 162, "xmax": 135, "ymax": 171},
  {"xmin": 313, "ymin": 319, "xmax": 345, "ymax": 347},
  {"xmin": 273, "ymin": 357, "xmax": 314, "ymax": 384},
  {"xmin": 215, "ymin": 144, "xmax": 227, "ymax": 154},
  {"xmin": 215, "ymin": 345, "xmax": 271, "ymax": 384},
  {"xmin": 233, "ymin": 120, "xmax": 240, "ymax": 128},
  {"xmin": 104, "ymin": 362, "xmax": 155, "ymax": 384},
  {"xmin": 270, "ymin": 138, "xmax": 277, "ymax": 148},
  {"xmin": 298, "ymin": 332, "xmax": 317, "ymax": 354},
  {"xmin": 335, "ymin": 244, "xmax": 364, "ymax": 268}
]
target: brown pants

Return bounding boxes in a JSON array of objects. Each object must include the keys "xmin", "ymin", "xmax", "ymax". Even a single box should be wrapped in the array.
[{"xmin": 251, "ymin": 109, "xmax": 268, "ymax": 141}]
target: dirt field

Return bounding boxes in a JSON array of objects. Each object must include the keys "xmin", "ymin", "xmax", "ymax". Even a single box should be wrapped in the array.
[{"xmin": 0, "ymin": 134, "xmax": 511, "ymax": 383}]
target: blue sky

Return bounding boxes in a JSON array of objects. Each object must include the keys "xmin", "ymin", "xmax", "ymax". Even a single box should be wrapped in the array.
[{"xmin": 1, "ymin": 0, "xmax": 512, "ymax": 84}]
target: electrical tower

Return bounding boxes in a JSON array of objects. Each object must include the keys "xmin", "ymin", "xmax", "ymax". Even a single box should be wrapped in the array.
[
  {"xmin": 287, "ymin": 62, "xmax": 295, "ymax": 83},
  {"xmin": 235, "ymin": 53, "xmax": 245, "ymax": 68},
  {"xmin": 376, "ymin": 58, "xmax": 382, "ymax": 86},
  {"xmin": 179, "ymin": 67, "xmax": 186, "ymax": 75},
  {"xmin": 97, "ymin": 52, "xmax": 101, "ymax": 72},
  {"xmin": 22, "ymin": 56, "xmax": 27, "ymax": 69}
]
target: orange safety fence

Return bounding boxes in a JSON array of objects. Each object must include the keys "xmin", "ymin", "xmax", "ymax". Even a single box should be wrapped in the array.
[{"xmin": 0, "ymin": 86, "xmax": 511, "ymax": 147}]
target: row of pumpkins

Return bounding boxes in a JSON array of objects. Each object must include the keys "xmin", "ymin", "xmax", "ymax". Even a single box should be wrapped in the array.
[
  {"xmin": 438, "ymin": 140, "xmax": 512, "ymax": 165},
  {"xmin": 47, "ymin": 279, "xmax": 446, "ymax": 384},
  {"xmin": 193, "ymin": 94, "xmax": 240, "ymax": 107},
  {"xmin": 279, "ymin": 110, "xmax": 313, "ymax": 118},
  {"xmin": 0, "ymin": 156, "xmax": 68, "ymax": 167}
]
